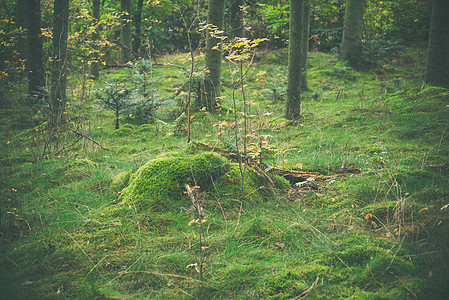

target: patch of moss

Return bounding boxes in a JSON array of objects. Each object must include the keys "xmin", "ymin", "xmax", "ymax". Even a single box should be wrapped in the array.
[
  {"xmin": 119, "ymin": 151, "xmax": 230, "ymax": 210},
  {"xmin": 360, "ymin": 200, "xmax": 398, "ymax": 223},
  {"xmin": 110, "ymin": 171, "xmax": 130, "ymax": 191},
  {"xmin": 71, "ymin": 158, "xmax": 98, "ymax": 167},
  {"xmin": 260, "ymin": 271, "xmax": 308, "ymax": 300},
  {"xmin": 364, "ymin": 251, "xmax": 415, "ymax": 278},
  {"xmin": 213, "ymin": 164, "xmax": 288, "ymax": 201}
]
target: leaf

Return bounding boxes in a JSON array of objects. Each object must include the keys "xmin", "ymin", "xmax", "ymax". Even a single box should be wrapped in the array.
[
  {"xmin": 186, "ymin": 263, "xmax": 199, "ymax": 273},
  {"xmin": 275, "ymin": 242, "xmax": 285, "ymax": 248}
]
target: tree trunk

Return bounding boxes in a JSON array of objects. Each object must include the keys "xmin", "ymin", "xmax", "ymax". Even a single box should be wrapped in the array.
[
  {"xmin": 16, "ymin": 0, "xmax": 28, "ymax": 61},
  {"xmin": 116, "ymin": 107, "xmax": 120, "ymax": 129},
  {"xmin": 286, "ymin": 0, "xmax": 303, "ymax": 120},
  {"xmin": 27, "ymin": 0, "xmax": 45, "ymax": 104},
  {"xmin": 229, "ymin": 0, "xmax": 243, "ymax": 38},
  {"xmin": 301, "ymin": 0, "xmax": 310, "ymax": 91},
  {"xmin": 90, "ymin": 0, "xmax": 100, "ymax": 79},
  {"xmin": 339, "ymin": 0, "xmax": 365, "ymax": 62},
  {"xmin": 120, "ymin": 0, "xmax": 132, "ymax": 63},
  {"xmin": 424, "ymin": 0, "xmax": 449, "ymax": 88},
  {"xmin": 133, "ymin": 0, "xmax": 143, "ymax": 56},
  {"xmin": 49, "ymin": 0, "xmax": 69, "ymax": 130},
  {"xmin": 204, "ymin": 0, "xmax": 226, "ymax": 112}
]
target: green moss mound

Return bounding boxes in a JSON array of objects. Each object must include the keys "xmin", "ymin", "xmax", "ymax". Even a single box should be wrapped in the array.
[
  {"xmin": 117, "ymin": 151, "xmax": 289, "ymax": 212},
  {"xmin": 119, "ymin": 152, "xmax": 230, "ymax": 210}
]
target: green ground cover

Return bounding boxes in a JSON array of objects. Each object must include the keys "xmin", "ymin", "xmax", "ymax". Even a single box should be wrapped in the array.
[{"xmin": 1, "ymin": 48, "xmax": 448, "ymax": 299}]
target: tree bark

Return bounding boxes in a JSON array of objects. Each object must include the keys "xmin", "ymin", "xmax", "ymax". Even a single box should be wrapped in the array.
[
  {"xmin": 16, "ymin": 0, "xmax": 28, "ymax": 61},
  {"xmin": 90, "ymin": 0, "xmax": 100, "ymax": 79},
  {"xmin": 133, "ymin": 0, "xmax": 144, "ymax": 56},
  {"xmin": 27, "ymin": 0, "xmax": 45, "ymax": 104},
  {"xmin": 301, "ymin": 0, "xmax": 310, "ymax": 91},
  {"xmin": 204, "ymin": 0, "xmax": 226, "ymax": 112},
  {"xmin": 229, "ymin": 0, "xmax": 243, "ymax": 38},
  {"xmin": 424, "ymin": 0, "xmax": 449, "ymax": 88},
  {"xmin": 339, "ymin": 0, "xmax": 365, "ymax": 62},
  {"xmin": 286, "ymin": 0, "xmax": 303, "ymax": 120},
  {"xmin": 120, "ymin": 0, "xmax": 132, "ymax": 63},
  {"xmin": 49, "ymin": 0, "xmax": 69, "ymax": 130}
]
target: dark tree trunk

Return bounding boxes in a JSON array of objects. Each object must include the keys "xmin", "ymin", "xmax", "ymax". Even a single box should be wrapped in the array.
[
  {"xmin": 120, "ymin": 0, "xmax": 132, "ymax": 63},
  {"xmin": 301, "ymin": 0, "xmax": 310, "ymax": 91},
  {"xmin": 116, "ymin": 108, "xmax": 120, "ymax": 129},
  {"xmin": 204, "ymin": 0, "xmax": 226, "ymax": 112},
  {"xmin": 229, "ymin": 0, "xmax": 243, "ymax": 38},
  {"xmin": 339, "ymin": 0, "xmax": 365, "ymax": 62},
  {"xmin": 27, "ymin": 0, "xmax": 45, "ymax": 104},
  {"xmin": 16, "ymin": 0, "xmax": 28, "ymax": 61},
  {"xmin": 286, "ymin": 0, "xmax": 303, "ymax": 120},
  {"xmin": 90, "ymin": 0, "xmax": 100, "ymax": 79},
  {"xmin": 424, "ymin": 0, "xmax": 449, "ymax": 88},
  {"xmin": 49, "ymin": 0, "xmax": 69, "ymax": 130},
  {"xmin": 133, "ymin": 0, "xmax": 143, "ymax": 56}
]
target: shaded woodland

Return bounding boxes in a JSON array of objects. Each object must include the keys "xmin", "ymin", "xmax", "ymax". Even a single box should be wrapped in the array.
[{"xmin": 1, "ymin": 0, "xmax": 448, "ymax": 298}]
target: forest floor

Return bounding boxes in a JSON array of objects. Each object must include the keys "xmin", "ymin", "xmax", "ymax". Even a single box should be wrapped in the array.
[{"xmin": 1, "ymin": 47, "xmax": 449, "ymax": 299}]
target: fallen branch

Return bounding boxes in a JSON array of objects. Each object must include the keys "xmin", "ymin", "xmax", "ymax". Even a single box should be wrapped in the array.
[
  {"xmin": 68, "ymin": 128, "xmax": 110, "ymax": 151},
  {"xmin": 192, "ymin": 142, "xmax": 330, "ymax": 185}
]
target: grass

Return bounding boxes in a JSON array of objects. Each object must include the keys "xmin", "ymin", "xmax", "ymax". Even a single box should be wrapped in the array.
[{"xmin": 1, "ymin": 46, "xmax": 449, "ymax": 299}]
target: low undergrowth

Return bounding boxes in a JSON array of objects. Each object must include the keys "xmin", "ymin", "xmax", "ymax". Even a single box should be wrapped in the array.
[{"xmin": 1, "ymin": 47, "xmax": 448, "ymax": 299}]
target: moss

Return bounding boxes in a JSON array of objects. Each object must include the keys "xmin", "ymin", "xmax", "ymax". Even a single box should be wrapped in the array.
[
  {"xmin": 110, "ymin": 171, "xmax": 130, "ymax": 191},
  {"xmin": 302, "ymin": 264, "xmax": 331, "ymax": 281},
  {"xmin": 269, "ymin": 172, "xmax": 290, "ymax": 191},
  {"xmin": 119, "ymin": 151, "xmax": 230, "ymax": 210},
  {"xmin": 260, "ymin": 271, "xmax": 308, "ymax": 299},
  {"xmin": 71, "ymin": 158, "xmax": 98, "ymax": 167},
  {"xmin": 213, "ymin": 164, "xmax": 288, "ymax": 201},
  {"xmin": 364, "ymin": 251, "xmax": 415, "ymax": 278},
  {"xmin": 360, "ymin": 200, "xmax": 398, "ymax": 223}
]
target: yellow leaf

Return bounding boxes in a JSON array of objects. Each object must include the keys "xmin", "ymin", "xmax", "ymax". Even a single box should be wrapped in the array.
[
  {"xmin": 186, "ymin": 263, "xmax": 199, "ymax": 272},
  {"xmin": 6, "ymin": 141, "xmax": 10, "ymax": 144}
]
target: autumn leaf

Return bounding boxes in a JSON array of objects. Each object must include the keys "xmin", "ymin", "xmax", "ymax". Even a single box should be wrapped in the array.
[
  {"xmin": 275, "ymin": 242, "xmax": 285, "ymax": 248},
  {"xmin": 364, "ymin": 213, "xmax": 373, "ymax": 220}
]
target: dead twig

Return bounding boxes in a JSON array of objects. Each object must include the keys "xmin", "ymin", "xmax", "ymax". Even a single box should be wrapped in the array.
[{"xmin": 68, "ymin": 128, "xmax": 109, "ymax": 150}]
